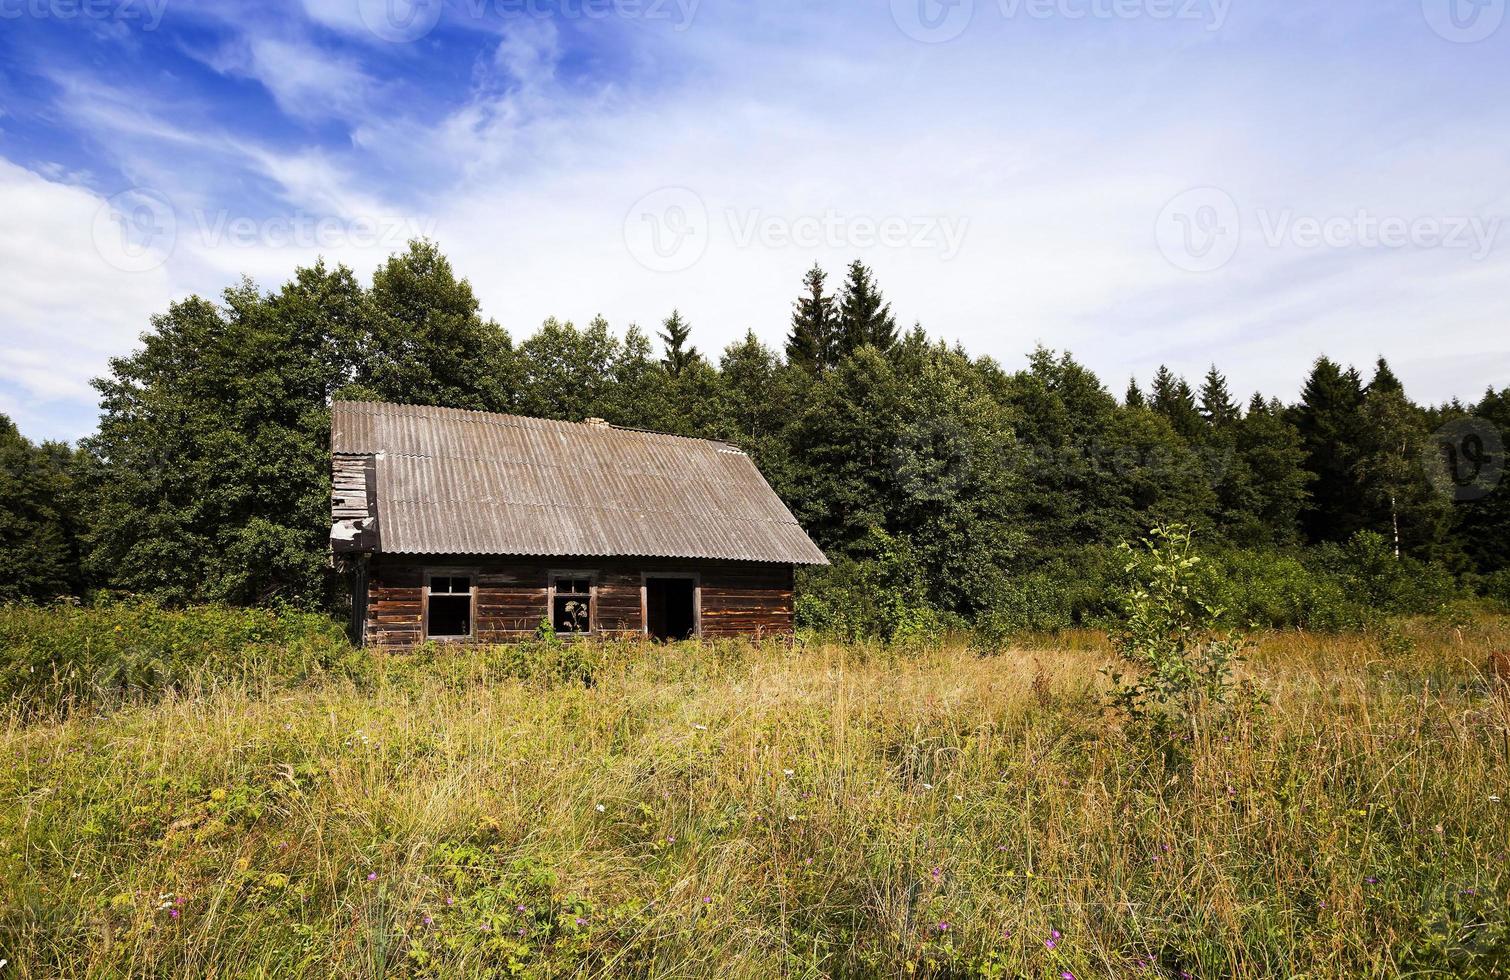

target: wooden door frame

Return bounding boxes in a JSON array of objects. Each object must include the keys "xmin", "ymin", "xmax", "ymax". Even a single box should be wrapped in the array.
[{"xmin": 639, "ymin": 572, "xmax": 702, "ymax": 639}]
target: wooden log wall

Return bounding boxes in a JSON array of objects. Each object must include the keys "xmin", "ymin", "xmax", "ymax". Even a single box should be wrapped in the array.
[{"xmin": 362, "ymin": 557, "xmax": 794, "ymax": 648}]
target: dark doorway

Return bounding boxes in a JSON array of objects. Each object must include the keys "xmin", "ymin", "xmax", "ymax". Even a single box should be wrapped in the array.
[{"xmin": 645, "ymin": 577, "xmax": 696, "ymax": 641}]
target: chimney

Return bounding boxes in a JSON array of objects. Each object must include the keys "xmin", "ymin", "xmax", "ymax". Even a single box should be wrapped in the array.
[{"xmin": 584, "ymin": 417, "xmax": 609, "ymax": 428}]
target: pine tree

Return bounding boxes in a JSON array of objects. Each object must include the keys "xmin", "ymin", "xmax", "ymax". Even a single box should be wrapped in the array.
[
  {"xmin": 1368, "ymin": 356, "xmax": 1404, "ymax": 395},
  {"xmin": 1293, "ymin": 357, "xmax": 1369, "ymax": 543},
  {"xmin": 1150, "ymin": 366, "xmax": 1203, "ymax": 439},
  {"xmin": 836, "ymin": 259, "xmax": 897, "ymax": 356},
  {"xmin": 658, "ymin": 309, "xmax": 699, "ymax": 378},
  {"xmin": 1125, "ymin": 377, "xmax": 1146, "ymax": 409},
  {"xmin": 786, "ymin": 264, "xmax": 837, "ymax": 372},
  {"xmin": 1198, "ymin": 365, "xmax": 1239, "ymax": 428}
]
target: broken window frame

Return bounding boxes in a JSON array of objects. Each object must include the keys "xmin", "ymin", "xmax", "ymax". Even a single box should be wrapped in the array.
[{"xmin": 549, "ymin": 573, "xmax": 595, "ymax": 635}]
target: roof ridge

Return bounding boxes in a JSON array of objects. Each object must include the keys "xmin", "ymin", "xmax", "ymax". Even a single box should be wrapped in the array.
[{"xmin": 332, "ymin": 400, "xmax": 742, "ymax": 450}]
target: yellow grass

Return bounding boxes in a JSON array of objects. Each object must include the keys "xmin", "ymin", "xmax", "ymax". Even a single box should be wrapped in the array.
[{"xmin": 2, "ymin": 619, "xmax": 1508, "ymax": 977}]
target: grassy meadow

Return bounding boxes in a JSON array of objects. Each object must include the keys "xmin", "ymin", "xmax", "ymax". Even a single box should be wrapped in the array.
[{"xmin": 1, "ymin": 610, "xmax": 1508, "ymax": 978}]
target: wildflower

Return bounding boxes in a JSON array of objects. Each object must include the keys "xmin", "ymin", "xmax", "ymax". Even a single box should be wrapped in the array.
[
  {"xmin": 1364, "ymin": 876, "xmax": 1377, "ymax": 885},
  {"xmin": 446, "ymin": 896, "xmax": 455, "ymax": 906},
  {"xmin": 423, "ymin": 915, "xmax": 433, "ymax": 926},
  {"xmin": 921, "ymin": 783, "xmax": 934, "ymax": 790},
  {"xmin": 937, "ymin": 921, "xmax": 950, "ymax": 932},
  {"xmin": 367, "ymin": 872, "xmax": 378, "ymax": 882},
  {"xmin": 595, "ymin": 803, "xmax": 606, "ymax": 813},
  {"xmin": 702, "ymin": 896, "xmax": 712, "ymax": 904},
  {"xmin": 693, "ymin": 724, "xmax": 708, "ymax": 731},
  {"xmin": 1061, "ymin": 973, "xmax": 1075, "ymax": 979},
  {"xmin": 169, "ymin": 908, "xmax": 180, "ymax": 919},
  {"xmin": 516, "ymin": 905, "xmax": 527, "ymax": 913},
  {"xmin": 575, "ymin": 916, "xmax": 587, "ymax": 927},
  {"xmin": 783, "ymin": 769, "xmax": 794, "ymax": 777},
  {"xmin": 930, "ymin": 867, "xmax": 942, "ymax": 881}
]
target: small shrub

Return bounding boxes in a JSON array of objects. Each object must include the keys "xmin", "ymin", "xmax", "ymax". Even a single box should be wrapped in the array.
[{"xmin": 1105, "ymin": 524, "xmax": 1253, "ymax": 736}]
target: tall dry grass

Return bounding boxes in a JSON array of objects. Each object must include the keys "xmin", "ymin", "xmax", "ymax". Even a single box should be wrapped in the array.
[{"xmin": 1, "ymin": 618, "xmax": 1508, "ymax": 978}]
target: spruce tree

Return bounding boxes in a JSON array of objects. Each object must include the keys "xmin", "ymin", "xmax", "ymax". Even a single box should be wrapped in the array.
[
  {"xmin": 1368, "ymin": 356, "xmax": 1404, "ymax": 395},
  {"xmin": 1293, "ymin": 357, "xmax": 1369, "ymax": 543},
  {"xmin": 786, "ymin": 264, "xmax": 837, "ymax": 372},
  {"xmin": 1199, "ymin": 365, "xmax": 1239, "ymax": 428},
  {"xmin": 1125, "ymin": 377, "xmax": 1146, "ymax": 409},
  {"xmin": 836, "ymin": 259, "xmax": 897, "ymax": 356},
  {"xmin": 1151, "ymin": 366, "xmax": 1203, "ymax": 439},
  {"xmin": 658, "ymin": 309, "xmax": 699, "ymax": 378}
]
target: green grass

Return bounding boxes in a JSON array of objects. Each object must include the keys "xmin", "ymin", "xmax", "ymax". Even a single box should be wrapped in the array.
[{"xmin": 1, "ymin": 614, "xmax": 1508, "ymax": 977}]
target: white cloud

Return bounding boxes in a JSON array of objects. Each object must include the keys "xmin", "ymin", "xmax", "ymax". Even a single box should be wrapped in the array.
[{"xmin": 0, "ymin": 160, "xmax": 174, "ymax": 439}]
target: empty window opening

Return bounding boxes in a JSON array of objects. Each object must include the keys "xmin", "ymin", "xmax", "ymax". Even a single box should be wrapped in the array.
[
  {"xmin": 427, "ymin": 574, "xmax": 473, "ymax": 638},
  {"xmin": 553, "ymin": 577, "xmax": 593, "ymax": 634},
  {"xmin": 646, "ymin": 577, "xmax": 696, "ymax": 641}
]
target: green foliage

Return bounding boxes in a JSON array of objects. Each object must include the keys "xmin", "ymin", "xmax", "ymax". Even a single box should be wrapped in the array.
[
  {"xmin": 4, "ymin": 239, "xmax": 1497, "ymax": 637},
  {"xmin": 0, "ymin": 599, "xmax": 356, "ymax": 710},
  {"xmin": 1105, "ymin": 525, "xmax": 1252, "ymax": 732},
  {"xmin": 657, "ymin": 308, "xmax": 699, "ymax": 378},
  {"xmin": 795, "ymin": 529, "xmax": 946, "ymax": 645},
  {"xmin": 835, "ymin": 259, "xmax": 897, "ymax": 354},
  {"xmin": 785, "ymin": 262, "xmax": 838, "ymax": 372},
  {"xmin": 0, "ymin": 416, "xmax": 81, "ymax": 601}
]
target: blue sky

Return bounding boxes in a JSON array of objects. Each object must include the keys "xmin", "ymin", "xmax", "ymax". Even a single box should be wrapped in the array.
[{"xmin": 1, "ymin": 0, "xmax": 1507, "ymax": 440}]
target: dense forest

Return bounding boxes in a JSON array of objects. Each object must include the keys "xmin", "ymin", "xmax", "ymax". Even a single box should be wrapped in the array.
[{"xmin": 1, "ymin": 240, "xmax": 1505, "ymax": 636}]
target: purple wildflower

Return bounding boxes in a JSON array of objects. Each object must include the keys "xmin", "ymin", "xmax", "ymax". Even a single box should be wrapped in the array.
[{"xmin": 366, "ymin": 872, "xmax": 378, "ymax": 882}]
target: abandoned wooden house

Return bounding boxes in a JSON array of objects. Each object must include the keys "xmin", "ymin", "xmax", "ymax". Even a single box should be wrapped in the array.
[{"xmin": 329, "ymin": 401, "xmax": 828, "ymax": 647}]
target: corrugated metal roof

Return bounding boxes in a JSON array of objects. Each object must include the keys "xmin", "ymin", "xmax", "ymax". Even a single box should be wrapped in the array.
[{"xmin": 330, "ymin": 401, "xmax": 828, "ymax": 565}]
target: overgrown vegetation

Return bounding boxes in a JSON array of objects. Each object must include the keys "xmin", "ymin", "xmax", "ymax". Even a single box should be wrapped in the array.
[
  {"xmin": 0, "ymin": 601, "xmax": 356, "ymax": 712},
  {"xmin": 1, "ymin": 606, "xmax": 1507, "ymax": 977},
  {"xmin": 0, "ymin": 242, "xmax": 1505, "ymax": 632}
]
